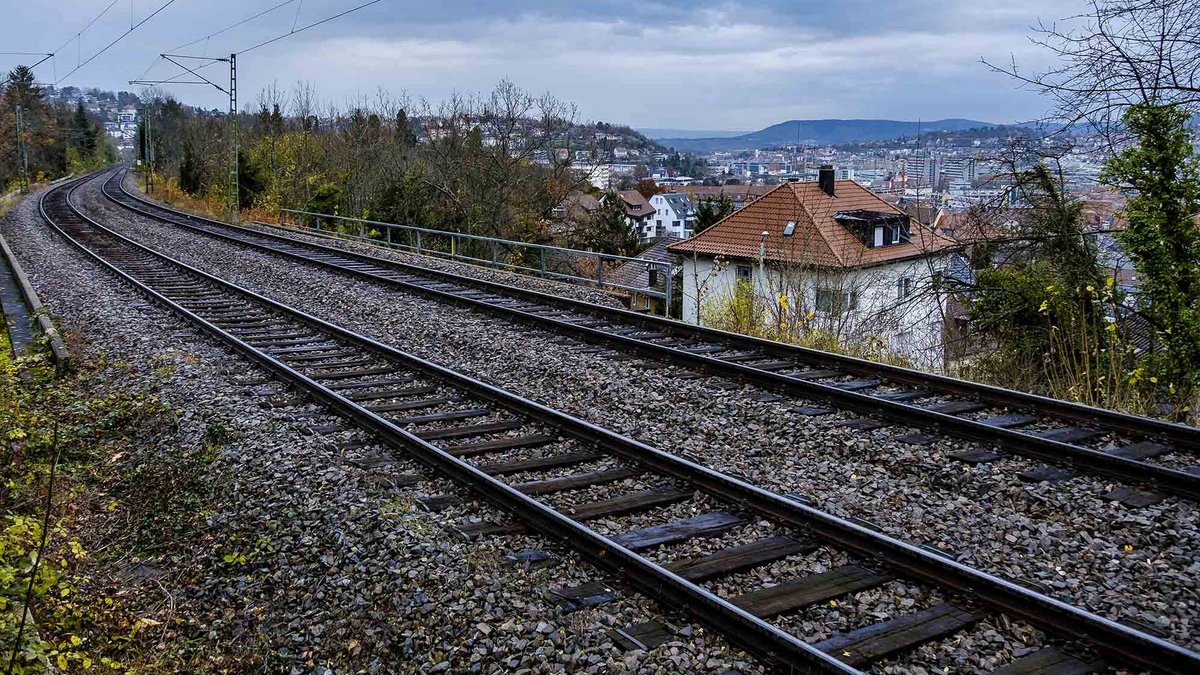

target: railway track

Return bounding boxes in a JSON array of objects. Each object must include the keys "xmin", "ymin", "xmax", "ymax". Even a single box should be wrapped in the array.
[
  {"xmin": 100, "ymin": 169, "xmax": 1200, "ymax": 504},
  {"xmin": 46, "ymin": 174, "xmax": 1200, "ymax": 671}
]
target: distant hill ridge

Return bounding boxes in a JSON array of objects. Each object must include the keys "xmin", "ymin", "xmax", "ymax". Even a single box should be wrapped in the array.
[{"xmin": 654, "ymin": 118, "xmax": 1000, "ymax": 151}]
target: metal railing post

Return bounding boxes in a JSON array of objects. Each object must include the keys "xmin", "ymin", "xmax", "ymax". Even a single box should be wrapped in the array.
[
  {"xmin": 274, "ymin": 209, "xmax": 670, "ymax": 304},
  {"xmin": 664, "ymin": 264, "xmax": 673, "ymax": 318}
]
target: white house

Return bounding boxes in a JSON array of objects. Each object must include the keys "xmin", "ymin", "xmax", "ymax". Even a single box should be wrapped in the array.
[
  {"xmin": 615, "ymin": 190, "xmax": 655, "ymax": 233},
  {"xmin": 668, "ymin": 166, "xmax": 960, "ymax": 368},
  {"xmin": 646, "ymin": 192, "xmax": 697, "ymax": 241}
]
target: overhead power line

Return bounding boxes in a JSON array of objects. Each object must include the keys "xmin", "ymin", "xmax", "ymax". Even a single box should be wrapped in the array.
[
  {"xmin": 50, "ymin": 0, "xmax": 122, "ymax": 57},
  {"xmin": 237, "ymin": 0, "xmax": 384, "ymax": 56},
  {"xmin": 136, "ymin": 0, "xmax": 385, "ymax": 87},
  {"xmin": 0, "ymin": 52, "xmax": 54, "ymax": 71},
  {"xmin": 3, "ymin": 0, "xmax": 120, "ymax": 74},
  {"xmin": 133, "ymin": 0, "xmax": 299, "ymax": 83},
  {"xmin": 55, "ymin": 0, "xmax": 180, "ymax": 85}
]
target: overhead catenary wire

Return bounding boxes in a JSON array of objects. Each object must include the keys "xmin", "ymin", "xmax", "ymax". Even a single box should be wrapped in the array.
[
  {"xmin": 55, "ymin": 0, "xmax": 180, "ymax": 85},
  {"xmin": 132, "ymin": 0, "xmax": 300, "ymax": 82},
  {"xmin": 0, "ymin": 52, "xmax": 54, "ymax": 71},
  {"xmin": 237, "ymin": 0, "xmax": 383, "ymax": 56},
  {"xmin": 136, "ymin": 0, "xmax": 385, "ymax": 88},
  {"xmin": 2, "ymin": 0, "xmax": 121, "ymax": 74},
  {"xmin": 49, "ymin": 0, "xmax": 123, "ymax": 58},
  {"xmin": 174, "ymin": 0, "xmax": 301, "ymax": 53}
]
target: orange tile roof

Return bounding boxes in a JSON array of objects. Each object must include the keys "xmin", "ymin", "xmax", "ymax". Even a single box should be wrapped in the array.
[
  {"xmin": 668, "ymin": 180, "xmax": 957, "ymax": 267},
  {"xmin": 617, "ymin": 190, "xmax": 654, "ymax": 217},
  {"xmin": 677, "ymin": 185, "xmax": 772, "ymax": 201},
  {"xmin": 932, "ymin": 209, "xmax": 1011, "ymax": 243}
]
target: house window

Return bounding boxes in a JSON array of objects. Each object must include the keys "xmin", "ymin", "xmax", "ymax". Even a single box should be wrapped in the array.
[
  {"xmin": 815, "ymin": 289, "xmax": 834, "ymax": 313},
  {"xmin": 648, "ymin": 269, "xmax": 658, "ymax": 287},
  {"xmin": 735, "ymin": 265, "xmax": 752, "ymax": 283},
  {"xmin": 898, "ymin": 277, "xmax": 913, "ymax": 299},
  {"xmin": 891, "ymin": 226, "xmax": 901, "ymax": 244},
  {"xmin": 873, "ymin": 227, "xmax": 884, "ymax": 247},
  {"xmin": 783, "ymin": 220, "xmax": 796, "ymax": 237},
  {"xmin": 815, "ymin": 288, "xmax": 859, "ymax": 314},
  {"xmin": 673, "ymin": 220, "xmax": 680, "ymax": 228}
]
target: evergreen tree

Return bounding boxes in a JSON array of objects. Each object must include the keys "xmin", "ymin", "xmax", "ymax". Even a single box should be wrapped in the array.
[
  {"xmin": 395, "ymin": 109, "xmax": 417, "ymax": 147},
  {"xmin": 69, "ymin": 101, "xmax": 97, "ymax": 158},
  {"xmin": 695, "ymin": 194, "xmax": 734, "ymax": 234},
  {"xmin": 1101, "ymin": 103, "xmax": 1200, "ymax": 417},
  {"xmin": 179, "ymin": 140, "xmax": 203, "ymax": 194},
  {"xmin": 236, "ymin": 150, "xmax": 264, "ymax": 209},
  {"xmin": 578, "ymin": 192, "xmax": 639, "ymax": 256},
  {"xmin": 4, "ymin": 65, "xmax": 40, "ymax": 110}
]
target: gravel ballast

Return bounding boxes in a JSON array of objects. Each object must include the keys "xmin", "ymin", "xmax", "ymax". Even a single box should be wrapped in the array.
[
  {"xmin": 23, "ymin": 174, "xmax": 1200, "ymax": 669},
  {"xmin": 4, "ymin": 181, "xmax": 770, "ymax": 672}
]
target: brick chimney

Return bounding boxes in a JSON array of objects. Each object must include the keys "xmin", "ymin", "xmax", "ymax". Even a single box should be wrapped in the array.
[{"xmin": 818, "ymin": 165, "xmax": 835, "ymax": 197}]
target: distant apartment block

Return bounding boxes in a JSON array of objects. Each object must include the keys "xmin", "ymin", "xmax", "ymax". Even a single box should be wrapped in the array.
[{"xmin": 647, "ymin": 192, "xmax": 697, "ymax": 240}]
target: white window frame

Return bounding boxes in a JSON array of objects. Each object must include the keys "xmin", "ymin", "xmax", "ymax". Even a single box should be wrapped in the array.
[{"xmin": 816, "ymin": 288, "xmax": 859, "ymax": 314}]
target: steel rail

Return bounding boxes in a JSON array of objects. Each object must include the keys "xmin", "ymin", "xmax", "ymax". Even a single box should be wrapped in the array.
[
  {"xmin": 102, "ymin": 171, "xmax": 1200, "ymax": 501},
  {"xmin": 62, "ymin": 174, "xmax": 1200, "ymax": 673},
  {"xmin": 44, "ymin": 175, "xmax": 856, "ymax": 674}
]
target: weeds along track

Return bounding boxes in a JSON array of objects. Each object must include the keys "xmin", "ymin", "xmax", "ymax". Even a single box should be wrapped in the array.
[{"xmin": 39, "ymin": 173, "xmax": 1200, "ymax": 672}]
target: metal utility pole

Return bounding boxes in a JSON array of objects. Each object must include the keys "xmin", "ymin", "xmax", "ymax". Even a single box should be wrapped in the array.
[
  {"xmin": 14, "ymin": 104, "xmax": 29, "ymax": 194},
  {"xmin": 145, "ymin": 103, "xmax": 154, "ymax": 194},
  {"xmin": 131, "ymin": 52, "xmax": 236, "ymax": 220},
  {"xmin": 228, "ymin": 53, "xmax": 238, "ymax": 223}
]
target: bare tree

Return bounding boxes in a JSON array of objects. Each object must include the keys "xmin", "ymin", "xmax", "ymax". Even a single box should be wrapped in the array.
[
  {"xmin": 987, "ymin": 0, "xmax": 1200, "ymax": 139},
  {"xmin": 418, "ymin": 80, "xmax": 588, "ymax": 242}
]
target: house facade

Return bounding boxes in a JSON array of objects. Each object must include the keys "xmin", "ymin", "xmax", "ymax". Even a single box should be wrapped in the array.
[
  {"xmin": 668, "ymin": 167, "xmax": 959, "ymax": 368},
  {"xmin": 647, "ymin": 192, "xmax": 697, "ymax": 241},
  {"xmin": 615, "ymin": 190, "xmax": 655, "ymax": 234}
]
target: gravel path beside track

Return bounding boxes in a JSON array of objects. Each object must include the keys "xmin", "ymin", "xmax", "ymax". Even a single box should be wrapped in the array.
[{"xmin": 76, "ymin": 176, "xmax": 1200, "ymax": 656}]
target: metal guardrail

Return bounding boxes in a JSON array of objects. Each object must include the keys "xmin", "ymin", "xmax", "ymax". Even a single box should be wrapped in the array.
[
  {"xmin": 0, "ymin": 231, "xmax": 70, "ymax": 369},
  {"xmin": 276, "ymin": 208, "xmax": 674, "ymax": 316}
]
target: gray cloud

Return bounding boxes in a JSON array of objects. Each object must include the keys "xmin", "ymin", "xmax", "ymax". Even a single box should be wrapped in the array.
[{"xmin": 4, "ymin": 0, "xmax": 1090, "ymax": 128}]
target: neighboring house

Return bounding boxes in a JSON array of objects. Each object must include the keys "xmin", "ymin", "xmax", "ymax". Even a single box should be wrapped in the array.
[
  {"xmin": 608, "ymin": 238, "xmax": 679, "ymax": 312},
  {"xmin": 679, "ymin": 185, "xmax": 772, "ymax": 211},
  {"xmin": 668, "ymin": 166, "xmax": 959, "ymax": 368},
  {"xmin": 615, "ymin": 190, "xmax": 655, "ymax": 233},
  {"xmin": 647, "ymin": 192, "xmax": 697, "ymax": 241},
  {"xmin": 549, "ymin": 193, "xmax": 599, "ymax": 237}
]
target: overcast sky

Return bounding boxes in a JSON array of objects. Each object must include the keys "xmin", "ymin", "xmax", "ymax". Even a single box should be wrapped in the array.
[{"xmin": 5, "ymin": 0, "xmax": 1089, "ymax": 131}]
